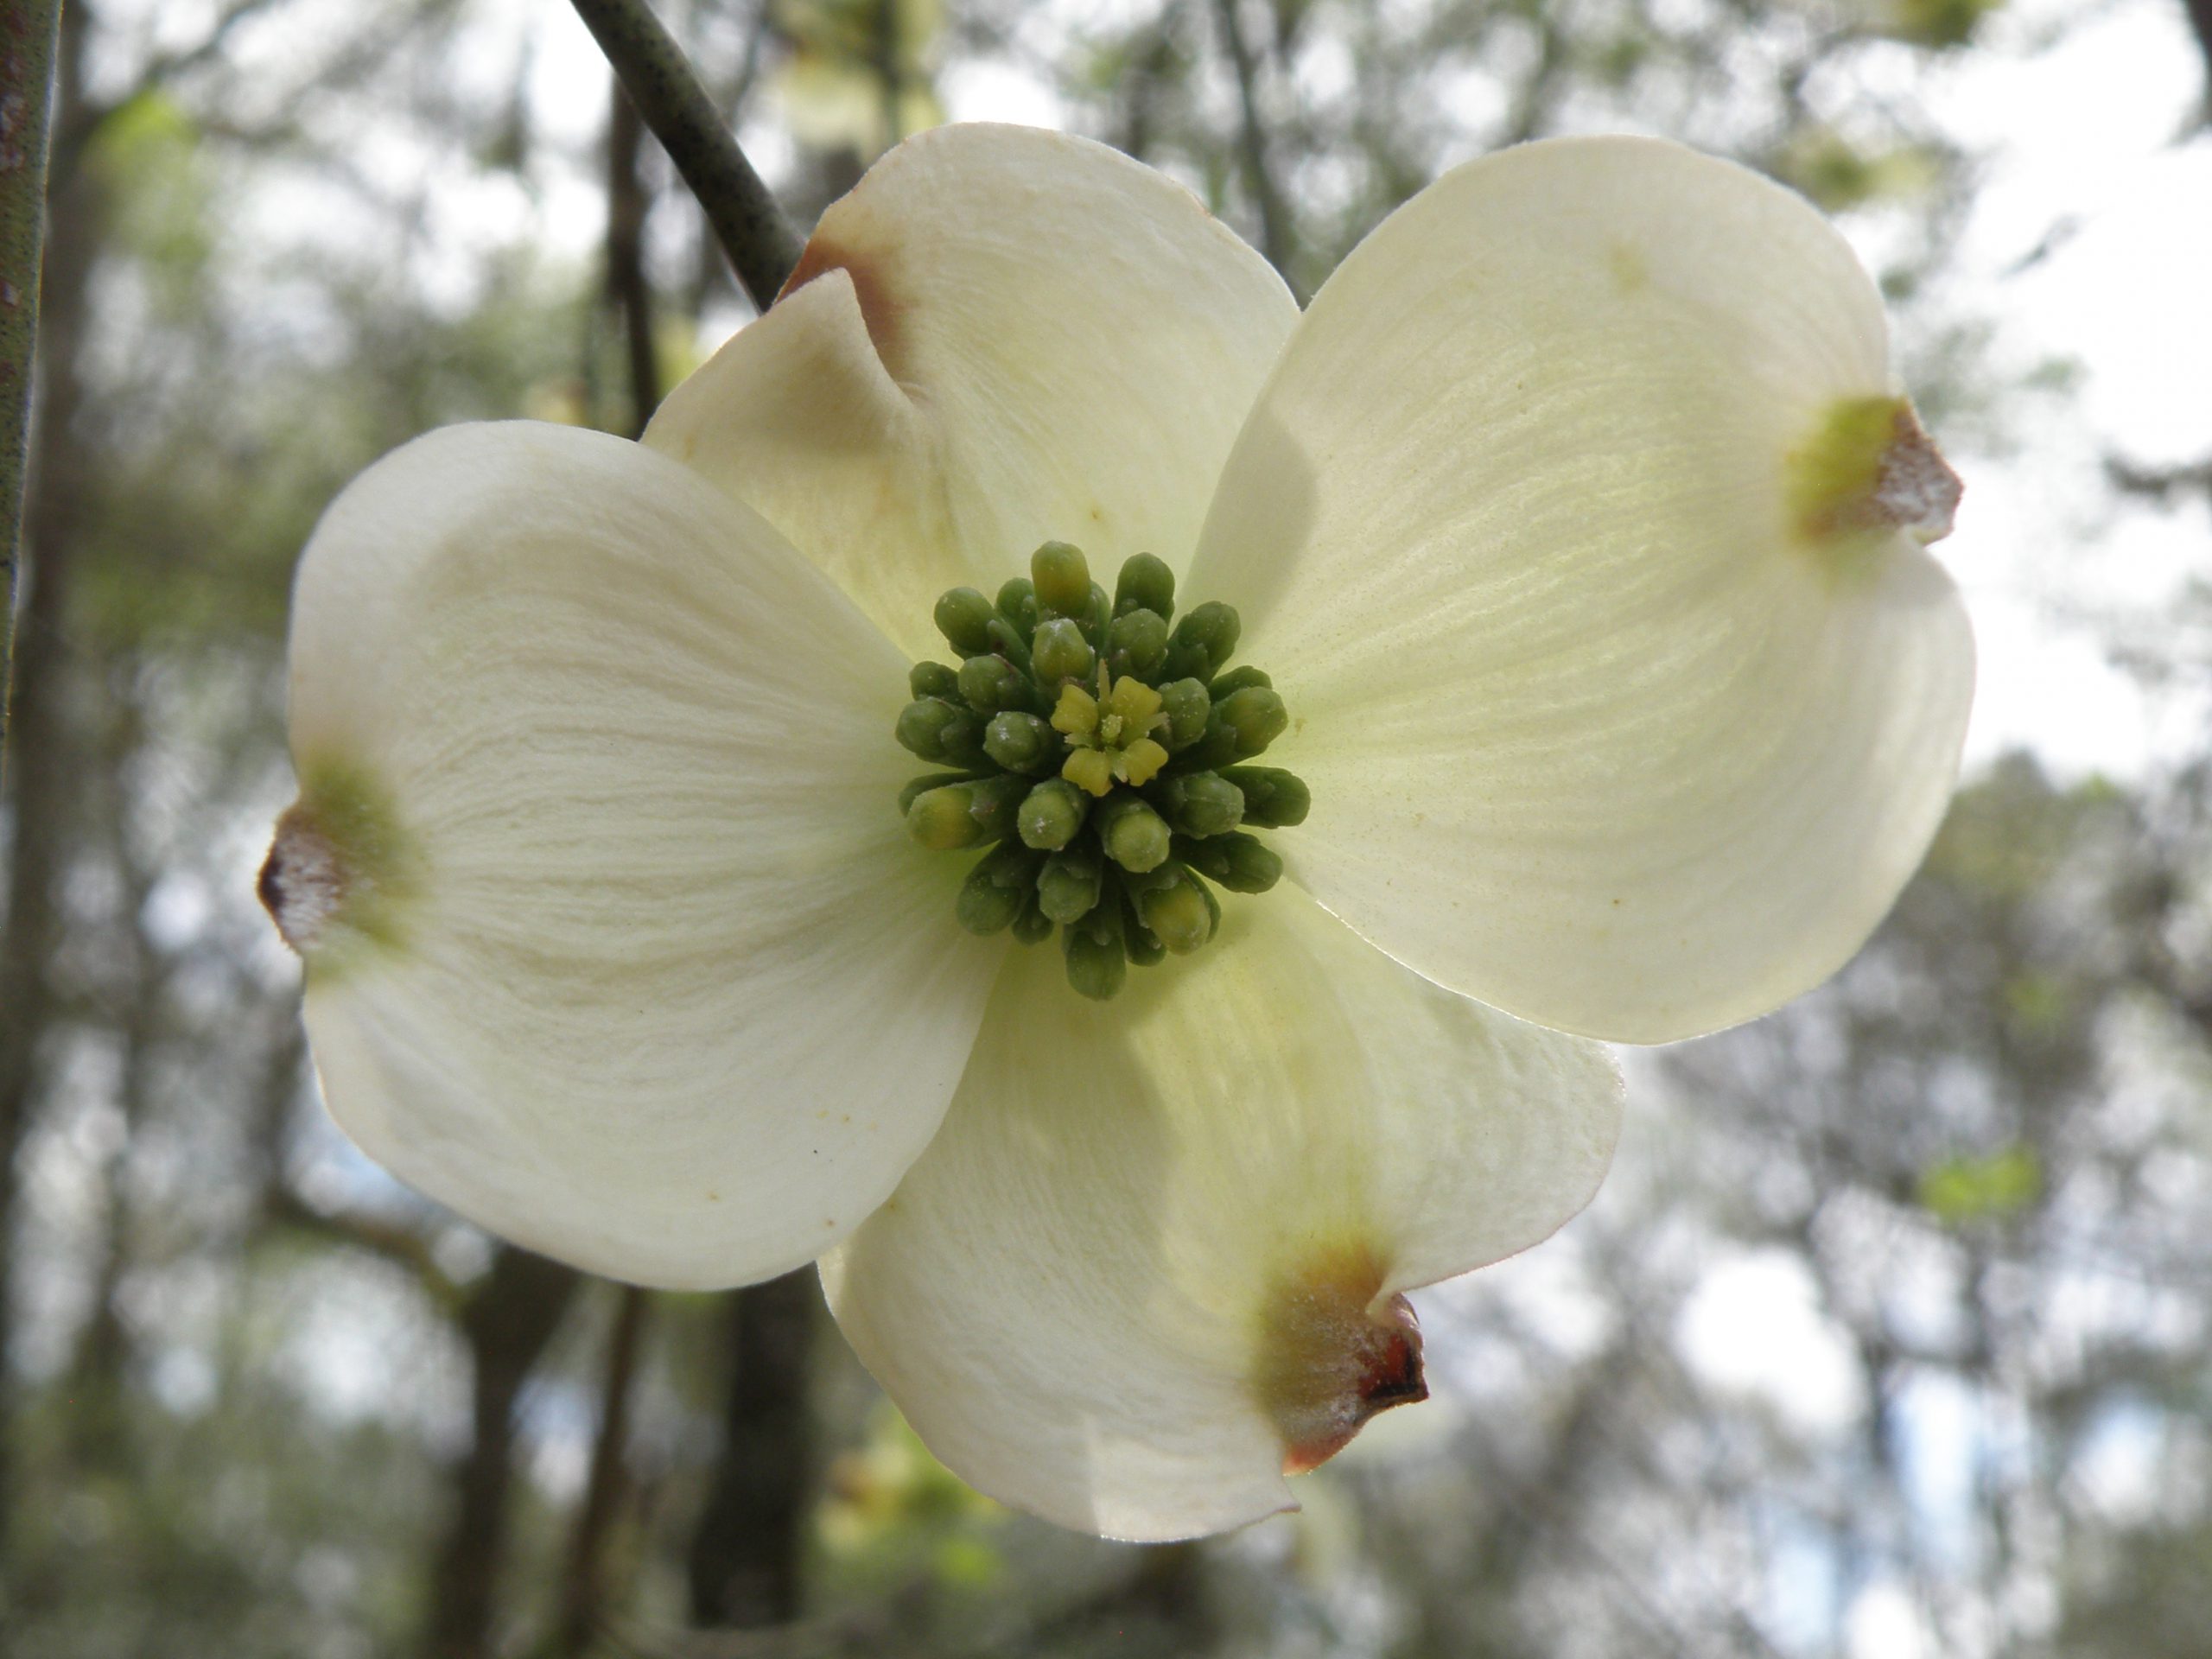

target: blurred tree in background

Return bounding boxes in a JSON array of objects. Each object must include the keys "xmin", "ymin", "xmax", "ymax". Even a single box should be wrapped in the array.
[{"xmin": 2, "ymin": 1, "xmax": 2207, "ymax": 1656}]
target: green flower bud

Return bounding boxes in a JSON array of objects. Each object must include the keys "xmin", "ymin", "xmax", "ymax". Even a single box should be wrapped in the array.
[
  {"xmin": 1221, "ymin": 766, "xmax": 1310, "ymax": 828},
  {"xmin": 1107, "ymin": 607, "xmax": 1170, "ymax": 680},
  {"xmin": 1214, "ymin": 685, "xmax": 1288, "ymax": 758},
  {"xmin": 906, "ymin": 783, "xmax": 987, "ymax": 850},
  {"xmin": 1176, "ymin": 830, "xmax": 1282, "ymax": 893},
  {"xmin": 983, "ymin": 710, "xmax": 1058, "ymax": 773},
  {"xmin": 1115, "ymin": 552, "xmax": 1175, "ymax": 621},
  {"xmin": 1031, "ymin": 541, "xmax": 1093, "ymax": 616},
  {"xmin": 1154, "ymin": 771, "xmax": 1245, "ymax": 837},
  {"xmin": 934, "ymin": 586, "xmax": 997, "ymax": 656},
  {"xmin": 1208, "ymin": 664, "xmax": 1273, "ymax": 700},
  {"xmin": 899, "ymin": 771, "xmax": 981, "ymax": 817},
  {"xmin": 1010, "ymin": 894, "xmax": 1054, "ymax": 945},
  {"xmin": 1063, "ymin": 899, "xmax": 1128, "ymax": 1001},
  {"xmin": 1084, "ymin": 582, "xmax": 1114, "ymax": 649},
  {"xmin": 984, "ymin": 618, "xmax": 1033, "ymax": 678},
  {"xmin": 1018, "ymin": 778, "xmax": 1090, "ymax": 850},
  {"xmin": 896, "ymin": 698, "xmax": 982, "ymax": 765},
  {"xmin": 1137, "ymin": 866, "xmax": 1215, "ymax": 955},
  {"xmin": 1163, "ymin": 601, "xmax": 1240, "ymax": 682},
  {"xmin": 1030, "ymin": 616, "xmax": 1096, "ymax": 686},
  {"xmin": 907, "ymin": 774, "xmax": 1030, "ymax": 849},
  {"xmin": 1177, "ymin": 721, "xmax": 1237, "ymax": 775},
  {"xmin": 908, "ymin": 661, "xmax": 960, "ymax": 701},
  {"xmin": 1096, "ymin": 795, "xmax": 1172, "ymax": 874},
  {"xmin": 1194, "ymin": 870, "xmax": 1223, "ymax": 938},
  {"xmin": 958, "ymin": 652, "xmax": 1037, "ymax": 714},
  {"xmin": 1158, "ymin": 678, "xmax": 1211, "ymax": 751},
  {"xmin": 957, "ymin": 843, "xmax": 1044, "ymax": 936},
  {"xmin": 1123, "ymin": 896, "xmax": 1167, "ymax": 968},
  {"xmin": 964, "ymin": 772, "xmax": 1031, "ymax": 841},
  {"xmin": 1038, "ymin": 846, "xmax": 1104, "ymax": 925},
  {"xmin": 899, "ymin": 557, "xmax": 1301, "ymax": 986},
  {"xmin": 995, "ymin": 577, "xmax": 1039, "ymax": 639}
]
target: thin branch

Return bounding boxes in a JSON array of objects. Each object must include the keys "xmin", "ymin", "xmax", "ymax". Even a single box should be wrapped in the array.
[
  {"xmin": 0, "ymin": 0, "xmax": 62, "ymax": 767},
  {"xmin": 130, "ymin": 0, "xmax": 293, "ymax": 96},
  {"xmin": 2107, "ymin": 453, "xmax": 2212, "ymax": 505},
  {"xmin": 606, "ymin": 72, "xmax": 663, "ymax": 435},
  {"xmin": 47, "ymin": 0, "xmax": 319, "ymax": 204},
  {"xmin": 253, "ymin": 1028, "xmax": 464, "ymax": 1310},
  {"xmin": 568, "ymin": 0, "xmax": 801, "ymax": 311},
  {"xmin": 1211, "ymin": 0, "xmax": 1299, "ymax": 296},
  {"xmin": 263, "ymin": 1186, "xmax": 464, "ymax": 1307}
]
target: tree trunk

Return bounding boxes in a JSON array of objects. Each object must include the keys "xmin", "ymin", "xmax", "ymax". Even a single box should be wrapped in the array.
[
  {"xmin": 686, "ymin": 1270, "xmax": 816, "ymax": 1629},
  {"xmin": 421, "ymin": 1247, "xmax": 582, "ymax": 1659},
  {"xmin": 0, "ymin": 0, "xmax": 97, "ymax": 1569},
  {"xmin": 553, "ymin": 1285, "xmax": 650, "ymax": 1655}
]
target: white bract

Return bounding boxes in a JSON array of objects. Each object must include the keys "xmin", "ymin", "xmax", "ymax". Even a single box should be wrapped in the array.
[{"xmin": 262, "ymin": 127, "xmax": 1973, "ymax": 1540}]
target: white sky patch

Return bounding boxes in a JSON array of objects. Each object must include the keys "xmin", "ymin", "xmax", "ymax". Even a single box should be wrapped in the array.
[
  {"xmin": 1934, "ymin": 0, "xmax": 2212, "ymax": 775},
  {"xmin": 1892, "ymin": 1368, "xmax": 1981, "ymax": 1567},
  {"xmin": 1848, "ymin": 1580, "xmax": 1939, "ymax": 1659},
  {"xmin": 939, "ymin": 56, "xmax": 1069, "ymax": 130},
  {"xmin": 279, "ymin": 1259, "xmax": 466, "ymax": 1442},
  {"xmin": 1764, "ymin": 1522, "xmax": 1847, "ymax": 1653},
  {"xmin": 1675, "ymin": 1250, "xmax": 1866, "ymax": 1434},
  {"xmin": 2067, "ymin": 1398, "xmax": 2172, "ymax": 1525},
  {"xmin": 532, "ymin": 0, "xmax": 625, "ymax": 153}
]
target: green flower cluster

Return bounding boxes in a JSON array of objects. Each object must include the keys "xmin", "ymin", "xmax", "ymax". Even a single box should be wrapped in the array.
[{"xmin": 895, "ymin": 542, "xmax": 1309, "ymax": 999}]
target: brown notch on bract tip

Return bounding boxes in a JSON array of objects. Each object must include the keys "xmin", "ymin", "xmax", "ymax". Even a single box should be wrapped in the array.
[
  {"xmin": 1795, "ymin": 397, "xmax": 1963, "ymax": 548},
  {"xmin": 1871, "ymin": 404, "xmax": 1964, "ymax": 544},
  {"xmin": 256, "ymin": 841, "xmax": 287, "ymax": 919},
  {"xmin": 776, "ymin": 238, "xmax": 906, "ymax": 378},
  {"xmin": 258, "ymin": 804, "xmax": 346, "ymax": 957},
  {"xmin": 1279, "ymin": 1292, "xmax": 1427, "ymax": 1476},
  {"xmin": 1255, "ymin": 1243, "xmax": 1430, "ymax": 1477}
]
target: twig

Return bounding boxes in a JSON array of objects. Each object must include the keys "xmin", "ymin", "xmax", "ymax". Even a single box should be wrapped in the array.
[
  {"xmin": 0, "ymin": 0, "xmax": 62, "ymax": 766},
  {"xmin": 263, "ymin": 1185, "xmax": 465, "ymax": 1308},
  {"xmin": 46, "ymin": 0, "xmax": 315, "ymax": 224},
  {"xmin": 568, "ymin": 0, "xmax": 801, "ymax": 310},
  {"xmin": 129, "ymin": 0, "xmax": 292, "ymax": 97},
  {"xmin": 606, "ymin": 72, "xmax": 663, "ymax": 435}
]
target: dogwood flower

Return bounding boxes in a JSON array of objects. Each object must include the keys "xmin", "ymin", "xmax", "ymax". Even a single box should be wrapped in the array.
[{"xmin": 259, "ymin": 125, "xmax": 1972, "ymax": 1540}]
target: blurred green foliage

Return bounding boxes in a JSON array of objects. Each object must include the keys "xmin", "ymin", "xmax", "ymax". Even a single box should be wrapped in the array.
[{"xmin": 1918, "ymin": 1143, "xmax": 2042, "ymax": 1224}]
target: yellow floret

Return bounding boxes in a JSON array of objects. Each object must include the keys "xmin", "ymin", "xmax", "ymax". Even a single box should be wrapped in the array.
[
  {"xmin": 1118, "ymin": 737, "xmax": 1170, "ymax": 787},
  {"xmin": 1051, "ymin": 683, "xmax": 1100, "ymax": 739},
  {"xmin": 1063, "ymin": 747, "xmax": 1116, "ymax": 797}
]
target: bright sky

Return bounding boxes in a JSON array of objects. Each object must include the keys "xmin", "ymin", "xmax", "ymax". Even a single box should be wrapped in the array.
[{"xmin": 1928, "ymin": 0, "xmax": 2212, "ymax": 777}]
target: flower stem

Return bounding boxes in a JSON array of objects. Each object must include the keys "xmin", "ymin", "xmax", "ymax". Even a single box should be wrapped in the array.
[
  {"xmin": 566, "ymin": 0, "xmax": 803, "ymax": 313},
  {"xmin": 0, "ymin": 0, "xmax": 64, "ymax": 772}
]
